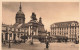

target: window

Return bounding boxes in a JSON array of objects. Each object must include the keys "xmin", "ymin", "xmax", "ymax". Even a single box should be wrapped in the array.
[
  {"xmin": 19, "ymin": 19, "xmax": 21, "ymax": 23},
  {"xmin": 55, "ymin": 33, "xmax": 56, "ymax": 35},
  {"xmin": 54, "ymin": 24, "xmax": 55, "ymax": 27},
  {"xmin": 18, "ymin": 29, "xmax": 20, "ymax": 31},
  {"xmin": 12, "ymin": 28, "xmax": 14, "ymax": 31},
  {"xmin": 21, "ymin": 34, "xmax": 23, "ymax": 35},
  {"xmin": 60, "ymin": 33, "xmax": 61, "ymax": 35},
  {"xmin": 2, "ymin": 26, "xmax": 6, "ymax": 31},
  {"xmin": 60, "ymin": 28, "xmax": 61, "ymax": 30},
  {"xmin": 62, "ymin": 28, "xmax": 63, "ymax": 30}
]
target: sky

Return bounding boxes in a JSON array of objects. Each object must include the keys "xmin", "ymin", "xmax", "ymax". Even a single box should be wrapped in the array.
[{"xmin": 2, "ymin": 2, "xmax": 79, "ymax": 31}]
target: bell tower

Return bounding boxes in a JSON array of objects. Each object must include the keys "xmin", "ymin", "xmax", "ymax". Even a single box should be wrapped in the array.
[{"xmin": 15, "ymin": 2, "xmax": 25, "ymax": 24}]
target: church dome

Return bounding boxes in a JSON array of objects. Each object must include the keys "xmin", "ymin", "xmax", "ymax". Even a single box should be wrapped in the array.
[
  {"xmin": 16, "ymin": 2, "xmax": 25, "ymax": 18},
  {"xmin": 16, "ymin": 11, "xmax": 25, "ymax": 18},
  {"xmin": 17, "ymin": 10, "xmax": 24, "ymax": 15}
]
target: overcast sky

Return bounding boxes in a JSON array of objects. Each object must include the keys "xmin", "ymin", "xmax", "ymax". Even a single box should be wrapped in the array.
[{"xmin": 2, "ymin": 2, "xmax": 79, "ymax": 31}]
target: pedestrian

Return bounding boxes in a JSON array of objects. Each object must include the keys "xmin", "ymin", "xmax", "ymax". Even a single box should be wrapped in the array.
[{"xmin": 46, "ymin": 40, "xmax": 49, "ymax": 49}]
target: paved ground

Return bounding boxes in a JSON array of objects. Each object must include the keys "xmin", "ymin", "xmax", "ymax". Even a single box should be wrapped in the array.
[{"xmin": 2, "ymin": 42, "xmax": 79, "ymax": 50}]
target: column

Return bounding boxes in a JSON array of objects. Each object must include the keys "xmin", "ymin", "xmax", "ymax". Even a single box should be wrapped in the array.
[
  {"xmin": 60, "ymin": 28, "xmax": 61, "ymax": 35},
  {"xmin": 58, "ymin": 28, "xmax": 59, "ymax": 35},
  {"xmin": 53, "ymin": 28, "xmax": 54, "ymax": 35},
  {"xmin": 3, "ymin": 32, "xmax": 5, "ymax": 41},
  {"xmin": 12, "ymin": 33, "xmax": 13, "ymax": 40},
  {"xmin": 57, "ymin": 28, "xmax": 58, "ymax": 35},
  {"xmin": 72, "ymin": 27, "xmax": 74, "ymax": 42},
  {"xmin": 28, "ymin": 26, "xmax": 31, "ymax": 39},
  {"xmin": 19, "ymin": 34, "xmax": 21, "ymax": 41},
  {"xmin": 70, "ymin": 25, "xmax": 71, "ymax": 41},
  {"xmin": 52, "ymin": 28, "xmax": 54, "ymax": 35},
  {"xmin": 29, "ymin": 26, "xmax": 30, "ymax": 35},
  {"xmin": 75, "ymin": 24, "xmax": 76, "ymax": 41},
  {"xmin": 13, "ymin": 33, "xmax": 15, "ymax": 40},
  {"xmin": 8, "ymin": 33, "xmax": 9, "ymax": 41},
  {"xmin": 77, "ymin": 26, "xmax": 79, "ymax": 41},
  {"xmin": 67, "ymin": 27, "xmax": 68, "ymax": 37},
  {"xmin": 36, "ymin": 27, "xmax": 38, "ymax": 35},
  {"xmin": 51, "ymin": 29, "xmax": 52, "ymax": 35},
  {"xmin": 2, "ymin": 33, "xmax": 4, "ymax": 43},
  {"xmin": 16, "ymin": 33, "xmax": 17, "ymax": 40},
  {"xmin": 68, "ymin": 27, "xmax": 70, "ymax": 41},
  {"xmin": 31, "ymin": 26, "xmax": 32, "ymax": 35},
  {"xmin": 30, "ymin": 26, "xmax": 31, "ymax": 36},
  {"xmin": 34, "ymin": 32, "xmax": 35, "ymax": 35}
]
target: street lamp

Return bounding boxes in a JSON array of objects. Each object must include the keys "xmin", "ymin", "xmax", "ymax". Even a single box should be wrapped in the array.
[
  {"xmin": 31, "ymin": 31, "xmax": 34, "ymax": 45},
  {"xmin": 46, "ymin": 33, "xmax": 49, "ymax": 49},
  {"xmin": 8, "ymin": 29, "xmax": 12, "ymax": 48},
  {"xmin": 24, "ymin": 29, "xmax": 26, "ymax": 43},
  {"xmin": 46, "ymin": 33, "xmax": 48, "ymax": 41},
  {"xmin": 24, "ymin": 29, "xmax": 28, "ymax": 43}
]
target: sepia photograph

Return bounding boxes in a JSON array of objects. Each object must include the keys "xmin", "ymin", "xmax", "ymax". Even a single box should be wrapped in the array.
[{"xmin": 2, "ymin": 2, "xmax": 79, "ymax": 50}]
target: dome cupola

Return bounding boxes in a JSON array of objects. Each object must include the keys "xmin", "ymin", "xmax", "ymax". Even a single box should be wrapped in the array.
[
  {"xmin": 15, "ymin": 2, "xmax": 25, "ymax": 24},
  {"xmin": 16, "ymin": 2, "xmax": 25, "ymax": 18}
]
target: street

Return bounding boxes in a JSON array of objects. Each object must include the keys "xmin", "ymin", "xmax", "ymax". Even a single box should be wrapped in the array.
[{"xmin": 2, "ymin": 42, "xmax": 79, "ymax": 50}]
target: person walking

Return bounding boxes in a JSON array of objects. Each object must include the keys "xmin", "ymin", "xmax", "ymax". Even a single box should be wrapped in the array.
[
  {"xmin": 46, "ymin": 40, "xmax": 49, "ymax": 49},
  {"xmin": 45, "ymin": 37, "xmax": 50, "ymax": 49}
]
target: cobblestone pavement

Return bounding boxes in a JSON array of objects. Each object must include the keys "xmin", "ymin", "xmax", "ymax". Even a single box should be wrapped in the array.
[{"xmin": 2, "ymin": 42, "xmax": 79, "ymax": 50}]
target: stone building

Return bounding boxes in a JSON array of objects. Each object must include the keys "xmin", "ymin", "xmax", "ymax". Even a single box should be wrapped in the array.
[
  {"xmin": 2, "ymin": 3, "xmax": 46, "ymax": 43},
  {"xmin": 50, "ymin": 21, "xmax": 79, "ymax": 42},
  {"xmin": 2, "ymin": 24, "xmax": 9, "ymax": 42},
  {"xmin": 2, "ymin": 23, "xmax": 27, "ymax": 43}
]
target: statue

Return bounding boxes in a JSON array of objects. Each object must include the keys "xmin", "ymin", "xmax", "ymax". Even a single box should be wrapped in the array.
[{"xmin": 31, "ymin": 12, "xmax": 37, "ymax": 20}]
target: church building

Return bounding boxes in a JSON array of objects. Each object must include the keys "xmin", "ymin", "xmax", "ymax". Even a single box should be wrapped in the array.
[{"xmin": 13, "ymin": 3, "xmax": 46, "ymax": 38}]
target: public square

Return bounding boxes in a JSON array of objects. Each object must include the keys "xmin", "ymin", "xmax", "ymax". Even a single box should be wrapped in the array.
[
  {"xmin": 2, "ymin": 42, "xmax": 79, "ymax": 50},
  {"xmin": 2, "ymin": 2, "xmax": 79, "ymax": 50}
]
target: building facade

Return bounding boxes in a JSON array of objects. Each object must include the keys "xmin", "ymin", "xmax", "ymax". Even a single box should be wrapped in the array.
[
  {"xmin": 2, "ymin": 23, "xmax": 27, "ymax": 43},
  {"xmin": 50, "ymin": 21, "xmax": 79, "ymax": 42}
]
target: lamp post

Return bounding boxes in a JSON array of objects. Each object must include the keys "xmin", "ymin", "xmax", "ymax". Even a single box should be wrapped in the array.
[
  {"xmin": 18, "ymin": 28, "xmax": 20, "ymax": 41},
  {"xmin": 46, "ymin": 33, "xmax": 49, "ymax": 49},
  {"xmin": 46, "ymin": 33, "xmax": 48, "ymax": 41},
  {"xmin": 30, "ymin": 26, "xmax": 34, "ymax": 45},
  {"xmin": 8, "ymin": 29, "xmax": 12, "ymax": 48},
  {"xmin": 30, "ymin": 31, "xmax": 34, "ymax": 45},
  {"xmin": 24, "ymin": 29, "xmax": 26, "ymax": 43},
  {"xmin": 32, "ymin": 31, "xmax": 34, "ymax": 44},
  {"xmin": 46, "ymin": 34, "xmax": 48, "ymax": 41}
]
